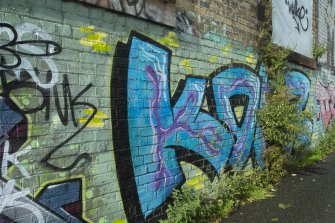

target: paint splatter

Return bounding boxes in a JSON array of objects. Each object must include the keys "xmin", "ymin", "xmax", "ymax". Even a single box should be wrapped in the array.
[
  {"xmin": 80, "ymin": 25, "xmax": 95, "ymax": 33},
  {"xmin": 209, "ymin": 55, "xmax": 217, "ymax": 63},
  {"xmin": 234, "ymin": 106, "xmax": 244, "ymax": 123},
  {"xmin": 80, "ymin": 26, "xmax": 112, "ymax": 53},
  {"xmin": 79, "ymin": 109, "xmax": 108, "ymax": 128},
  {"xmin": 185, "ymin": 171, "xmax": 208, "ymax": 190},
  {"xmin": 246, "ymin": 53, "xmax": 255, "ymax": 64},
  {"xmin": 221, "ymin": 44, "xmax": 232, "ymax": 55},
  {"xmin": 158, "ymin": 32, "xmax": 180, "ymax": 48},
  {"xmin": 179, "ymin": 59, "xmax": 192, "ymax": 72},
  {"xmin": 31, "ymin": 140, "xmax": 40, "ymax": 148}
]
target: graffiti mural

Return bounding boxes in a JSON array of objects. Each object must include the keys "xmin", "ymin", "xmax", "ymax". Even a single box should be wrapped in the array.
[
  {"xmin": 0, "ymin": 22, "xmax": 95, "ymax": 222},
  {"xmin": 0, "ymin": 0, "xmax": 330, "ymax": 221},
  {"xmin": 285, "ymin": 70, "xmax": 311, "ymax": 111},
  {"xmin": 0, "ymin": 179, "xmax": 67, "ymax": 223},
  {"xmin": 0, "ymin": 23, "xmax": 97, "ymax": 170},
  {"xmin": 75, "ymin": 0, "xmax": 176, "ymax": 27},
  {"xmin": 316, "ymin": 78, "xmax": 335, "ymax": 127},
  {"xmin": 36, "ymin": 179, "xmax": 86, "ymax": 223},
  {"xmin": 285, "ymin": 70, "xmax": 313, "ymax": 151},
  {"xmin": 111, "ymin": 32, "xmax": 267, "ymax": 221}
]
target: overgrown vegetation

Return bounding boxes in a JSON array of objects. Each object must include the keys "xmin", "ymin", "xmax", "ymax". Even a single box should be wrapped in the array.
[
  {"xmin": 289, "ymin": 122, "xmax": 335, "ymax": 169},
  {"xmin": 256, "ymin": 0, "xmax": 291, "ymax": 86},
  {"xmin": 313, "ymin": 44, "xmax": 326, "ymax": 60},
  {"xmin": 161, "ymin": 170, "xmax": 273, "ymax": 223},
  {"xmin": 255, "ymin": 84, "xmax": 313, "ymax": 183},
  {"xmin": 256, "ymin": 85, "xmax": 311, "ymax": 148},
  {"xmin": 255, "ymin": 0, "xmax": 311, "ymax": 184},
  {"xmin": 161, "ymin": 0, "xmax": 333, "ymax": 222},
  {"xmin": 161, "ymin": 124, "xmax": 335, "ymax": 223}
]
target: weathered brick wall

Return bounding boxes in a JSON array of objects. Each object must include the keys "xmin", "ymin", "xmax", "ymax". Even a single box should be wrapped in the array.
[
  {"xmin": 316, "ymin": 0, "xmax": 335, "ymax": 67},
  {"xmin": 315, "ymin": 0, "xmax": 335, "ymax": 132},
  {"xmin": 176, "ymin": 0, "xmax": 260, "ymax": 45},
  {"xmin": 0, "ymin": 0, "xmax": 331, "ymax": 222}
]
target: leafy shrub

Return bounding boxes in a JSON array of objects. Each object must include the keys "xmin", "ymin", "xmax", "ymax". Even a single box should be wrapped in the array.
[
  {"xmin": 161, "ymin": 170, "xmax": 272, "ymax": 223},
  {"xmin": 289, "ymin": 123, "xmax": 335, "ymax": 168},
  {"xmin": 256, "ymin": 85, "xmax": 311, "ymax": 148},
  {"xmin": 263, "ymin": 145, "xmax": 288, "ymax": 183},
  {"xmin": 162, "ymin": 186, "xmax": 214, "ymax": 223},
  {"xmin": 313, "ymin": 44, "xmax": 326, "ymax": 60}
]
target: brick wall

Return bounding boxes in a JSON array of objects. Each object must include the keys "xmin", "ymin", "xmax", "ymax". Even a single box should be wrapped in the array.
[
  {"xmin": 315, "ymin": 0, "xmax": 335, "ymax": 131},
  {"xmin": 0, "ymin": 0, "xmax": 332, "ymax": 222},
  {"xmin": 317, "ymin": 0, "xmax": 335, "ymax": 67}
]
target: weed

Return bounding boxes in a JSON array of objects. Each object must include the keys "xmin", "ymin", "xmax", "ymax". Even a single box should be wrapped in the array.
[
  {"xmin": 289, "ymin": 123, "xmax": 335, "ymax": 169},
  {"xmin": 160, "ymin": 170, "xmax": 273, "ymax": 223},
  {"xmin": 263, "ymin": 145, "xmax": 288, "ymax": 183},
  {"xmin": 256, "ymin": 85, "xmax": 311, "ymax": 149},
  {"xmin": 313, "ymin": 44, "xmax": 326, "ymax": 60}
]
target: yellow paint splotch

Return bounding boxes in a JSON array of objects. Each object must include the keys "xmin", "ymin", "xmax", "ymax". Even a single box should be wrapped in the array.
[
  {"xmin": 80, "ymin": 26, "xmax": 112, "ymax": 53},
  {"xmin": 179, "ymin": 59, "xmax": 192, "ymax": 73},
  {"xmin": 158, "ymin": 32, "xmax": 180, "ymax": 48},
  {"xmin": 209, "ymin": 55, "xmax": 217, "ymax": 63},
  {"xmin": 79, "ymin": 109, "xmax": 108, "ymax": 128},
  {"xmin": 113, "ymin": 219, "xmax": 126, "ymax": 223},
  {"xmin": 233, "ymin": 106, "xmax": 244, "ymax": 123},
  {"xmin": 80, "ymin": 25, "xmax": 95, "ymax": 33},
  {"xmin": 246, "ymin": 53, "xmax": 255, "ymax": 64},
  {"xmin": 185, "ymin": 171, "xmax": 208, "ymax": 190},
  {"xmin": 221, "ymin": 44, "xmax": 232, "ymax": 56}
]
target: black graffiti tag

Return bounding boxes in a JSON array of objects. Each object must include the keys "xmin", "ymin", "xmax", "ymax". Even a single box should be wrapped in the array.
[
  {"xmin": 0, "ymin": 22, "xmax": 98, "ymax": 171},
  {"xmin": 0, "ymin": 69, "xmax": 97, "ymax": 171},
  {"xmin": 285, "ymin": 0, "xmax": 309, "ymax": 33},
  {"xmin": 0, "ymin": 23, "xmax": 61, "ymax": 69}
]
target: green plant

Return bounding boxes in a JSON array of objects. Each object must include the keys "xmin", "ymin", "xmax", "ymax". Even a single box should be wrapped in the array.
[
  {"xmin": 215, "ymin": 170, "xmax": 270, "ymax": 206},
  {"xmin": 289, "ymin": 123, "xmax": 335, "ymax": 168},
  {"xmin": 162, "ymin": 186, "xmax": 214, "ymax": 223},
  {"xmin": 256, "ymin": 85, "xmax": 311, "ymax": 148},
  {"xmin": 262, "ymin": 43, "xmax": 291, "ymax": 86},
  {"xmin": 313, "ymin": 44, "xmax": 326, "ymax": 60},
  {"xmin": 161, "ymin": 124, "xmax": 335, "ymax": 223},
  {"xmin": 263, "ymin": 145, "xmax": 288, "ymax": 183},
  {"xmin": 257, "ymin": 0, "xmax": 292, "ymax": 87},
  {"xmin": 255, "ymin": 0, "xmax": 316, "ymax": 185},
  {"xmin": 161, "ymin": 170, "xmax": 273, "ymax": 223}
]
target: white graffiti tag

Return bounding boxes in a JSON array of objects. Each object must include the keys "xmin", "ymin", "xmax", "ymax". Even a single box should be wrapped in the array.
[
  {"xmin": 1, "ymin": 140, "xmax": 31, "ymax": 177},
  {"xmin": 0, "ymin": 180, "xmax": 44, "ymax": 222},
  {"xmin": 0, "ymin": 23, "xmax": 61, "ymax": 88}
]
